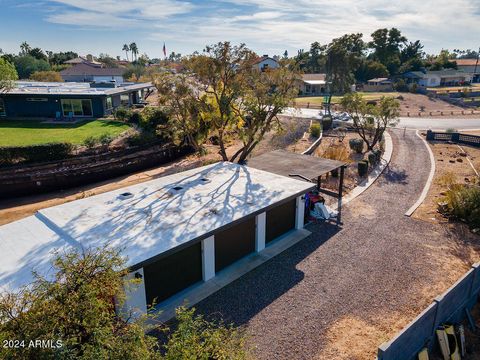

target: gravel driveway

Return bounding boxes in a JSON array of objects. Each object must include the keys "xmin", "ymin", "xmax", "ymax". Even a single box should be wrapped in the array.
[{"xmin": 194, "ymin": 129, "xmax": 477, "ymax": 359}]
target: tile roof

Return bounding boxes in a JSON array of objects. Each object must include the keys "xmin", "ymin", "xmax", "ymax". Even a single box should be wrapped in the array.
[
  {"xmin": 60, "ymin": 63, "xmax": 126, "ymax": 77},
  {"xmin": 302, "ymin": 73, "xmax": 326, "ymax": 81}
]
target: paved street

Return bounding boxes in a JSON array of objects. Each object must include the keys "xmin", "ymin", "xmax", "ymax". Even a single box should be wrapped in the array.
[{"xmin": 283, "ymin": 107, "xmax": 480, "ymax": 130}]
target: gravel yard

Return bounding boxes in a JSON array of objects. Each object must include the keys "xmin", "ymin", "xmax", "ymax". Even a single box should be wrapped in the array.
[{"xmin": 194, "ymin": 129, "xmax": 480, "ymax": 359}]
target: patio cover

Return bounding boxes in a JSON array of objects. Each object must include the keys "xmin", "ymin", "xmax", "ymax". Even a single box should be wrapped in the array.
[{"xmin": 247, "ymin": 150, "xmax": 345, "ymax": 181}]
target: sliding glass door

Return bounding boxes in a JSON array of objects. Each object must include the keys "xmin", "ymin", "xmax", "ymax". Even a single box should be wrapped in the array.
[{"xmin": 61, "ymin": 99, "xmax": 93, "ymax": 117}]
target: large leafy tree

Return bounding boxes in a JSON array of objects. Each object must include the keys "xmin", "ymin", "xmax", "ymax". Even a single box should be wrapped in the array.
[
  {"xmin": 326, "ymin": 33, "xmax": 365, "ymax": 93},
  {"xmin": 0, "ymin": 247, "xmax": 249, "ymax": 360},
  {"xmin": 355, "ymin": 59, "xmax": 389, "ymax": 82},
  {"xmin": 368, "ymin": 28, "xmax": 407, "ymax": 75},
  {"xmin": 185, "ymin": 42, "xmax": 255, "ymax": 161},
  {"xmin": 230, "ymin": 64, "xmax": 301, "ymax": 163},
  {"xmin": 0, "ymin": 247, "xmax": 160, "ymax": 360},
  {"xmin": 154, "ymin": 72, "xmax": 210, "ymax": 151},
  {"xmin": 341, "ymin": 93, "xmax": 400, "ymax": 151},
  {"xmin": 14, "ymin": 55, "xmax": 50, "ymax": 79},
  {"xmin": 0, "ymin": 57, "xmax": 18, "ymax": 92}
]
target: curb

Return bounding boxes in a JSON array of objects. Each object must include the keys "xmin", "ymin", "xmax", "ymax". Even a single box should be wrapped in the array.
[
  {"xmin": 404, "ymin": 130, "xmax": 436, "ymax": 216},
  {"xmin": 338, "ymin": 130, "xmax": 394, "ymax": 208}
]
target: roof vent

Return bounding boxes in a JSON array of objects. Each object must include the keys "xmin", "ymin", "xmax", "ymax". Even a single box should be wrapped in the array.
[{"xmin": 118, "ymin": 192, "xmax": 134, "ymax": 200}]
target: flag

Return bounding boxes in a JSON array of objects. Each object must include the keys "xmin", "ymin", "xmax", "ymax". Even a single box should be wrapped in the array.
[{"xmin": 163, "ymin": 43, "xmax": 167, "ymax": 58}]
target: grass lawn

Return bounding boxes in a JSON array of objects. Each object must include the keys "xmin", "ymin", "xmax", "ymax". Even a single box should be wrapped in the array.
[
  {"xmin": 0, "ymin": 119, "xmax": 131, "ymax": 147},
  {"xmin": 294, "ymin": 91, "xmax": 400, "ymax": 106}
]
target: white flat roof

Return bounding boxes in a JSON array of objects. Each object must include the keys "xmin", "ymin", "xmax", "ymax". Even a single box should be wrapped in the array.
[
  {"xmin": 0, "ymin": 216, "xmax": 74, "ymax": 293},
  {"xmin": 4, "ymin": 81, "xmax": 153, "ymax": 96},
  {"xmin": 0, "ymin": 162, "xmax": 314, "ymax": 293}
]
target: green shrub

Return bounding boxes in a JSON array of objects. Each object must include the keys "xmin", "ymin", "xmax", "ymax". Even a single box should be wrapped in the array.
[
  {"xmin": 310, "ymin": 122, "xmax": 321, "ymax": 138},
  {"xmin": 0, "ymin": 143, "xmax": 73, "ymax": 166},
  {"xmin": 83, "ymin": 136, "xmax": 98, "ymax": 149},
  {"xmin": 128, "ymin": 111, "xmax": 144, "ymax": 125},
  {"xmin": 113, "ymin": 107, "xmax": 132, "ymax": 122},
  {"xmin": 126, "ymin": 132, "xmax": 158, "ymax": 147},
  {"xmin": 141, "ymin": 107, "xmax": 169, "ymax": 130},
  {"xmin": 367, "ymin": 152, "xmax": 377, "ymax": 166},
  {"xmin": 445, "ymin": 128, "xmax": 457, "ymax": 134},
  {"xmin": 358, "ymin": 160, "xmax": 369, "ymax": 177},
  {"xmin": 441, "ymin": 185, "xmax": 480, "ymax": 230},
  {"xmin": 322, "ymin": 115, "xmax": 332, "ymax": 131},
  {"xmin": 99, "ymin": 133, "xmax": 114, "ymax": 146},
  {"xmin": 349, "ymin": 138, "xmax": 364, "ymax": 154}
]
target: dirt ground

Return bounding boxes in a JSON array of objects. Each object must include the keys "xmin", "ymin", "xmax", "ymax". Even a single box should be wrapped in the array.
[
  {"xmin": 0, "ymin": 117, "xmax": 310, "ymax": 225},
  {"xmin": 311, "ymin": 131, "xmax": 379, "ymax": 197},
  {"xmin": 398, "ymin": 93, "xmax": 466, "ymax": 114},
  {"xmin": 413, "ymin": 140, "xmax": 480, "ymax": 225}
]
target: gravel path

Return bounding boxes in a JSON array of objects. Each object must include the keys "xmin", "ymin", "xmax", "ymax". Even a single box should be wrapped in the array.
[{"xmin": 194, "ymin": 129, "xmax": 477, "ymax": 359}]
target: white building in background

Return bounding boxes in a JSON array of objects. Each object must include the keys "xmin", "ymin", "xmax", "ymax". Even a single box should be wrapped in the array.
[{"xmin": 253, "ymin": 55, "xmax": 280, "ymax": 72}]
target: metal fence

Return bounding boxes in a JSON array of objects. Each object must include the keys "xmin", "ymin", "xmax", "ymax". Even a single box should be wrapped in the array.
[
  {"xmin": 426, "ymin": 130, "xmax": 480, "ymax": 147},
  {"xmin": 377, "ymin": 263, "xmax": 480, "ymax": 360}
]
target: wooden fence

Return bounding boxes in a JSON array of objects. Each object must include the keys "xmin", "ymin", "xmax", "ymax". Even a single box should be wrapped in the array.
[
  {"xmin": 426, "ymin": 130, "xmax": 480, "ymax": 147},
  {"xmin": 377, "ymin": 263, "xmax": 480, "ymax": 360}
]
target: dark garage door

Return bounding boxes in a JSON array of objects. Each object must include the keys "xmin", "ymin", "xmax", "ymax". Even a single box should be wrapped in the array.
[
  {"xmin": 215, "ymin": 217, "xmax": 256, "ymax": 272},
  {"xmin": 143, "ymin": 243, "xmax": 202, "ymax": 305},
  {"xmin": 266, "ymin": 199, "xmax": 296, "ymax": 243}
]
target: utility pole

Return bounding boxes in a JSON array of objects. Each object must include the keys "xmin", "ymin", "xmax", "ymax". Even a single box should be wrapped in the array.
[{"xmin": 474, "ymin": 47, "xmax": 480, "ymax": 83}]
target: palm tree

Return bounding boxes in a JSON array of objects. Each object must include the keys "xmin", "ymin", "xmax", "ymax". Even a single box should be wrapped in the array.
[
  {"xmin": 129, "ymin": 42, "xmax": 138, "ymax": 62},
  {"xmin": 20, "ymin": 41, "xmax": 31, "ymax": 56},
  {"xmin": 122, "ymin": 44, "xmax": 130, "ymax": 61}
]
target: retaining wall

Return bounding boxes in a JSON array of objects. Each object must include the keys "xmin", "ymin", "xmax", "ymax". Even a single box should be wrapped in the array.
[{"xmin": 377, "ymin": 263, "xmax": 480, "ymax": 360}]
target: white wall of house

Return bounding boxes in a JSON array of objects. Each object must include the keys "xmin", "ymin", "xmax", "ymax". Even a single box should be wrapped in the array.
[{"xmin": 256, "ymin": 58, "xmax": 279, "ymax": 71}]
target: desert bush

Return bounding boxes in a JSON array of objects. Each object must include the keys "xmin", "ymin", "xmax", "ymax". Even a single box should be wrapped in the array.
[
  {"xmin": 394, "ymin": 79, "xmax": 409, "ymax": 92},
  {"xmin": 99, "ymin": 133, "xmax": 114, "ymax": 146},
  {"xmin": 367, "ymin": 152, "xmax": 378, "ymax": 166},
  {"xmin": 441, "ymin": 185, "xmax": 480, "ymax": 230},
  {"xmin": 128, "ymin": 111, "xmax": 144, "ymax": 125},
  {"xmin": 113, "ymin": 107, "xmax": 132, "ymax": 122},
  {"xmin": 358, "ymin": 160, "xmax": 369, "ymax": 177},
  {"xmin": 310, "ymin": 122, "xmax": 321, "ymax": 138},
  {"xmin": 322, "ymin": 143, "xmax": 350, "ymax": 163},
  {"xmin": 349, "ymin": 138, "xmax": 364, "ymax": 154},
  {"xmin": 126, "ymin": 132, "xmax": 158, "ymax": 147},
  {"xmin": 83, "ymin": 136, "xmax": 98, "ymax": 149},
  {"xmin": 0, "ymin": 142, "xmax": 73, "ymax": 166},
  {"xmin": 322, "ymin": 115, "xmax": 332, "ymax": 131},
  {"xmin": 445, "ymin": 128, "xmax": 457, "ymax": 133}
]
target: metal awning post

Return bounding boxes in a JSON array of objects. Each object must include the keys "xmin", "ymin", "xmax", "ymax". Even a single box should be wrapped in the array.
[{"xmin": 337, "ymin": 165, "xmax": 345, "ymax": 225}]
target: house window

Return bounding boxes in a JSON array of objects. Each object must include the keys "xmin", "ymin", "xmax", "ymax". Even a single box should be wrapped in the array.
[
  {"xmin": 0, "ymin": 98, "xmax": 5, "ymax": 116},
  {"xmin": 61, "ymin": 99, "xmax": 93, "ymax": 117},
  {"xmin": 106, "ymin": 96, "xmax": 113, "ymax": 110},
  {"xmin": 305, "ymin": 84, "xmax": 311, "ymax": 93},
  {"xmin": 120, "ymin": 94, "xmax": 129, "ymax": 106}
]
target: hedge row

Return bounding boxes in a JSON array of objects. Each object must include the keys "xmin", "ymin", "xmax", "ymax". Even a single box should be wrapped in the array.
[{"xmin": 0, "ymin": 143, "xmax": 74, "ymax": 166}]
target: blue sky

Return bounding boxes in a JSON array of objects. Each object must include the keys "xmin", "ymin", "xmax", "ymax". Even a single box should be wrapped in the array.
[{"xmin": 1, "ymin": 0, "xmax": 479, "ymax": 59}]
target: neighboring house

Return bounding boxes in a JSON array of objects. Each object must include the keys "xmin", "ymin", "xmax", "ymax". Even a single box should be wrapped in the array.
[
  {"xmin": 253, "ymin": 55, "xmax": 279, "ymax": 72},
  {"xmin": 0, "ymin": 81, "xmax": 154, "ymax": 119},
  {"xmin": 298, "ymin": 74, "xmax": 327, "ymax": 96},
  {"xmin": 400, "ymin": 69, "xmax": 472, "ymax": 88},
  {"xmin": 64, "ymin": 55, "xmax": 102, "ymax": 66},
  {"xmin": 0, "ymin": 162, "xmax": 314, "ymax": 319},
  {"xmin": 455, "ymin": 59, "xmax": 480, "ymax": 83},
  {"xmin": 363, "ymin": 78, "xmax": 393, "ymax": 92},
  {"xmin": 60, "ymin": 63, "xmax": 126, "ymax": 83}
]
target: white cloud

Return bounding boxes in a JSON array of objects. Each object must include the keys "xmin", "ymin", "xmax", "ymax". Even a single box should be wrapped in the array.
[{"xmin": 41, "ymin": 0, "xmax": 480, "ymax": 54}]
